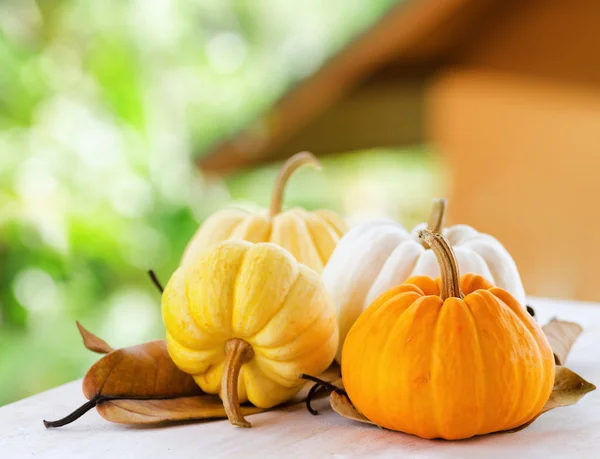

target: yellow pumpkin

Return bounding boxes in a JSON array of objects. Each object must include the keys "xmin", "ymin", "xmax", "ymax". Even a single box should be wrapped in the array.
[
  {"xmin": 163, "ymin": 240, "xmax": 338, "ymax": 427},
  {"xmin": 182, "ymin": 152, "xmax": 347, "ymax": 273},
  {"xmin": 341, "ymin": 229, "xmax": 555, "ymax": 440}
]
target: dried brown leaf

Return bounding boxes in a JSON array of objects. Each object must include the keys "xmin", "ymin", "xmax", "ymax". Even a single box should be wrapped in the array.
[
  {"xmin": 76, "ymin": 321, "xmax": 114, "ymax": 354},
  {"xmin": 44, "ymin": 339, "xmax": 202, "ymax": 428},
  {"xmin": 330, "ymin": 391, "xmax": 373, "ymax": 425},
  {"xmin": 97, "ymin": 395, "xmax": 264, "ymax": 425},
  {"xmin": 46, "ymin": 346, "xmax": 341, "ymax": 427},
  {"xmin": 543, "ymin": 319, "xmax": 583, "ymax": 365},
  {"xmin": 97, "ymin": 364, "xmax": 341, "ymax": 425},
  {"xmin": 331, "ymin": 366, "xmax": 595, "ymax": 434},
  {"xmin": 544, "ymin": 366, "xmax": 597, "ymax": 410},
  {"xmin": 82, "ymin": 340, "xmax": 201, "ymax": 400}
]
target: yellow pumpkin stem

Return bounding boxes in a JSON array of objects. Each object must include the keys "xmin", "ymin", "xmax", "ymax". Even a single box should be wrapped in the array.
[
  {"xmin": 419, "ymin": 229, "xmax": 464, "ymax": 300},
  {"xmin": 269, "ymin": 151, "xmax": 322, "ymax": 218},
  {"xmin": 222, "ymin": 338, "xmax": 255, "ymax": 428},
  {"xmin": 427, "ymin": 198, "xmax": 447, "ymax": 233}
]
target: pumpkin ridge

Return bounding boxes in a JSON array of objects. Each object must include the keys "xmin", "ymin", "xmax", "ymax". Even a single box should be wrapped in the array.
[
  {"xmin": 227, "ymin": 245, "xmax": 257, "ymax": 337},
  {"xmin": 314, "ymin": 210, "xmax": 344, "ymax": 239},
  {"xmin": 251, "ymin": 284, "xmax": 329, "ymax": 350},
  {"xmin": 462, "ymin": 294, "xmax": 488, "ymax": 435},
  {"xmin": 295, "ymin": 211, "xmax": 326, "ymax": 267},
  {"xmin": 367, "ymin": 242, "xmax": 423, "ymax": 306},
  {"xmin": 271, "ymin": 212, "xmax": 323, "ymax": 272},
  {"xmin": 346, "ymin": 227, "xmax": 402, "ymax": 293},
  {"xmin": 183, "ymin": 280, "xmax": 222, "ymax": 337},
  {"xmin": 373, "ymin": 291, "xmax": 420, "ymax": 326},
  {"xmin": 233, "ymin": 214, "xmax": 272, "ymax": 243},
  {"xmin": 239, "ymin": 265, "xmax": 301, "ymax": 341},
  {"xmin": 300, "ymin": 212, "xmax": 330, "ymax": 265},
  {"xmin": 497, "ymin": 292, "xmax": 546, "ymax": 428},
  {"xmin": 314, "ymin": 209, "xmax": 347, "ymax": 237},
  {"xmin": 183, "ymin": 245, "xmax": 246, "ymax": 337},
  {"xmin": 251, "ymin": 354, "xmax": 311, "ymax": 388},
  {"xmin": 226, "ymin": 215, "xmax": 251, "ymax": 241},
  {"xmin": 194, "ymin": 360, "xmax": 225, "ymax": 394},
  {"xmin": 377, "ymin": 295, "xmax": 427, "ymax": 428},
  {"xmin": 463, "ymin": 290, "xmax": 511, "ymax": 432},
  {"xmin": 253, "ymin": 329, "xmax": 339, "ymax": 390},
  {"xmin": 252, "ymin": 311, "xmax": 337, "ymax": 362},
  {"xmin": 491, "ymin": 293, "xmax": 548, "ymax": 429},
  {"xmin": 263, "ymin": 215, "xmax": 274, "ymax": 243},
  {"xmin": 429, "ymin": 297, "xmax": 445, "ymax": 439},
  {"xmin": 181, "ymin": 210, "xmax": 247, "ymax": 267},
  {"xmin": 475, "ymin": 290, "xmax": 529, "ymax": 431},
  {"xmin": 163, "ymin": 268, "xmax": 220, "ymax": 351},
  {"xmin": 166, "ymin": 335, "xmax": 223, "ymax": 375}
]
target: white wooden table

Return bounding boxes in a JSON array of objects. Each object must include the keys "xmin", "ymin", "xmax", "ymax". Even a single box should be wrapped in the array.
[{"xmin": 1, "ymin": 297, "xmax": 599, "ymax": 458}]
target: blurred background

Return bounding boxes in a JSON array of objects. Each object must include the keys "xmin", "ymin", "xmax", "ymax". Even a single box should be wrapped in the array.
[{"xmin": 1, "ymin": 0, "xmax": 599, "ymax": 405}]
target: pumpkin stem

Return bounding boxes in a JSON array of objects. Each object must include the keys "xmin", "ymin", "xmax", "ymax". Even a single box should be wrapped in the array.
[
  {"xmin": 269, "ymin": 152, "xmax": 322, "ymax": 218},
  {"xmin": 222, "ymin": 338, "xmax": 255, "ymax": 428},
  {"xmin": 427, "ymin": 198, "xmax": 447, "ymax": 233},
  {"xmin": 419, "ymin": 229, "xmax": 464, "ymax": 300}
]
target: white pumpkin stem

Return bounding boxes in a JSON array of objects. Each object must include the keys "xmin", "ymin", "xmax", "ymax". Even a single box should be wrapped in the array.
[
  {"xmin": 222, "ymin": 338, "xmax": 255, "ymax": 428},
  {"xmin": 419, "ymin": 229, "xmax": 464, "ymax": 300},
  {"xmin": 269, "ymin": 151, "xmax": 322, "ymax": 217},
  {"xmin": 427, "ymin": 198, "xmax": 447, "ymax": 233}
]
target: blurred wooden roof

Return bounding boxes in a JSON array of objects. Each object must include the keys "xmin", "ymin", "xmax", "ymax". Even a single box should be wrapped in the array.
[{"xmin": 198, "ymin": 0, "xmax": 505, "ymax": 174}]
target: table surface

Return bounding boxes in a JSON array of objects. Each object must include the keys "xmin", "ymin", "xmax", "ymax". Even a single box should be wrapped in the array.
[{"xmin": 1, "ymin": 297, "xmax": 599, "ymax": 459}]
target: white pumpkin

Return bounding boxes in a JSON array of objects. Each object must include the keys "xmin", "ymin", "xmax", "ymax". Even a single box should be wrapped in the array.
[{"xmin": 322, "ymin": 199, "xmax": 526, "ymax": 361}]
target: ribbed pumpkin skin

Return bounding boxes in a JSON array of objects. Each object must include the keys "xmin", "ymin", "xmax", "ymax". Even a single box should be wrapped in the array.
[
  {"xmin": 181, "ymin": 208, "xmax": 347, "ymax": 274},
  {"xmin": 323, "ymin": 220, "xmax": 527, "ymax": 362},
  {"xmin": 341, "ymin": 274, "xmax": 555, "ymax": 440},
  {"xmin": 163, "ymin": 241, "xmax": 338, "ymax": 409}
]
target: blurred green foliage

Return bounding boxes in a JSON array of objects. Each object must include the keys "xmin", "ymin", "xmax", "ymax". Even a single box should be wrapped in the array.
[{"xmin": 0, "ymin": 0, "xmax": 444, "ymax": 407}]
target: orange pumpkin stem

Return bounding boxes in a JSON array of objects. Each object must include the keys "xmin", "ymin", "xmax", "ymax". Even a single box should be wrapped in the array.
[
  {"xmin": 427, "ymin": 198, "xmax": 447, "ymax": 233},
  {"xmin": 222, "ymin": 338, "xmax": 255, "ymax": 428},
  {"xmin": 419, "ymin": 229, "xmax": 464, "ymax": 300},
  {"xmin": 269, "ymin": 151, "xmax": 322, "ymax": 218}
]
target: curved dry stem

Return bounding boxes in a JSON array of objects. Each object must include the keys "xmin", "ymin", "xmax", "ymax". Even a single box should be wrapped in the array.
[
  {"xmin": 427, "ymin": 198, "xmax": 447, "ymax": 233},
  {"xmin": 300, "ymin": 373, "xmax": 345, "ymax": 416},
  {"xmin": 43, "ymin": 397, "xmax": 100, "ymax": 428},
  {"xmin": 222, "ymin": 338, "xmax": 255, "ymax": 428},
  {"xmin": 419, "ymin": 229, "xmax": 463, "ymax": 300},
  {"xmin": 148, "ymin": 270, "xmax": 164, "ymax": 293},
  {"xmin": 269, "ymin": 152, "xmax": 321, "ymax": 217}
]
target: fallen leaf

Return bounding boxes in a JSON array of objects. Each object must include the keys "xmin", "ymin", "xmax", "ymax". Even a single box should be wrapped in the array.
[
  {"xmin": 76, "ymin": 321, "xmax": 113, "ymax": 354},
  {"xmin": 543, "ymin": 319, "xmax": 583, "ymax": 365},
  {"xmin": 330, "ymin": 391, "xmax": 372, "ymax": 425},
  {"xmin": 331, "ymin": 366, "xmax": 596, "ymax": 434},
  {"xmin": 81, "ymin": 340, "xmax": 200, "ymax": 400},
  {"xmin": 44, "ymin": 339, "xmax": 202, "ymax": 428},
  {"xmin": 96, "ymin": 364, "xmax": 341, "ymax": 425},
  {"xmin": 97, "ymin": 395, "xmax": 264, "ymax": 425},
  {"xmin": 46, "ymin": 328, "xmax": 342, "ymax": 428},
  {"xmin": 542, "ymin": 366, "xmax": 597, "ymax": 412}
]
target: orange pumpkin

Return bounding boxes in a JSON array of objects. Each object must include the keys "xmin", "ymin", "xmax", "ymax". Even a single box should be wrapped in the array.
[{"xmin": 341, "ymin": 229, "xmax": 555, "ymax": 440}]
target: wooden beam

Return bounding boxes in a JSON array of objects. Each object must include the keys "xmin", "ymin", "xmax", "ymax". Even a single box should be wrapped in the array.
[
  {"xmin": 260, "ymin": 79, "xmax": 425, "ymax": 160},
  {"xmin": 458, "ymin": 0, "xmax": 600, "ymax": 86},
  {"xmin": 198, "ymin": 0, "xmax": 489, "ymax": 174}
]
